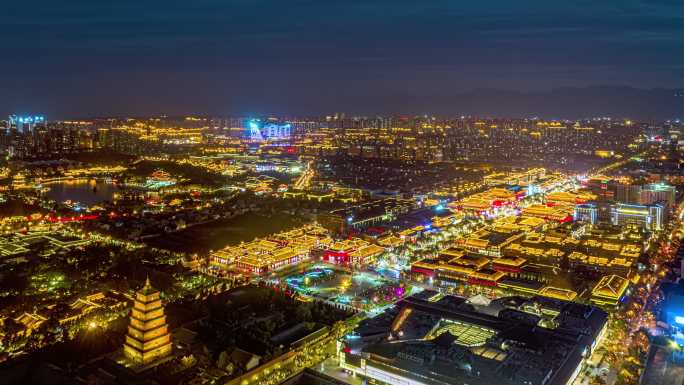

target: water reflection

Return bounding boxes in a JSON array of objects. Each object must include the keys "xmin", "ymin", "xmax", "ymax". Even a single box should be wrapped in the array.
[{"xmin": 44, "ymin": 179, "xmax": 118, "ymax": 206}]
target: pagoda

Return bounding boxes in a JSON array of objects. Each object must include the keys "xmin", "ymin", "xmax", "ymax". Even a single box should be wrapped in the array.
[{"xmin": 123, "ymin": 277, "xmax": 172, "ymax": 367}]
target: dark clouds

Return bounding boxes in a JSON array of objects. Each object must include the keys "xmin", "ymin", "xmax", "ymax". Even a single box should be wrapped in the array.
[{"xmin": 2, "ymin": 0, "xmax": 683, "ymax": 117}]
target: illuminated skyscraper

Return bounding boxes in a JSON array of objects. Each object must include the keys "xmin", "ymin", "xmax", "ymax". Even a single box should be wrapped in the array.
[
  {"xmin": 123, "ymin": 277, "xmax": 172, "ymax": 367},
  {"xmin": 8, "ymin": 114, "xmax": 45, "ymax": 133}
]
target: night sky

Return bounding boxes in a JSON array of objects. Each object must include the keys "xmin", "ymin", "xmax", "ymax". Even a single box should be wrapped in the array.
[{"xmin": 3, "ymin": 1, "xmax": 684, "ymax": 118}]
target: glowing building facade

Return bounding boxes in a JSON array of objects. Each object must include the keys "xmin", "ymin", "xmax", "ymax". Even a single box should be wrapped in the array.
[
  {"xmin": 123, "ymin": 278, "xmax": 172, "ymax": 367},
  {"xmin": 661, "ymin": 282, "xmax": 684, "ymax": 362},
  {"xmin": 248, "ymin": 120, "xmax": 292, "ymax": 141},
  {"xmin": 611, "ymin": 203, "xmax": 666, "ymax": 231},
  {"xmin": 640, "ymin": 183, "xmax": 676, "ymax": 207},
  {"xmin": 574, "ymin": 203, "xmax": 598, "ymax": 224}
]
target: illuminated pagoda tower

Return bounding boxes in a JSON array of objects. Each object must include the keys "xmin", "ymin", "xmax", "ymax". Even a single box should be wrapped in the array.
[{"xmin": 123, "ymin": 277, "xmax": 172, "ymax": 367}]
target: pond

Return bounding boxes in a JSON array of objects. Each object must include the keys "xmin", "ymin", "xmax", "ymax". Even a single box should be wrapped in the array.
[{"xmin": 44, "ymin": 179, "xmax": 118, "ymax": 207}]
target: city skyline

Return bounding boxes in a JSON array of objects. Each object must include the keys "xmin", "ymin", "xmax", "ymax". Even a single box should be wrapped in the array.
[
  {"xmin": 2, "ymin": 2, "xmax": 684, "ymax": 385},
  {"xmin": 3, "ymin": 1, "xmax": 684, "ymax": 118}
]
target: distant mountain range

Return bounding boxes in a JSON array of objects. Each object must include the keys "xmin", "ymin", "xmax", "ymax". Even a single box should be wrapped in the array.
[{"xmin": 436, "ymin": 86, "xmax": 683, "ymax": 121}]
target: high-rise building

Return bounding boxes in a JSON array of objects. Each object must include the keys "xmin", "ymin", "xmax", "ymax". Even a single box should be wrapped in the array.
[
  {"xmin": 641, "ymin": 183, "xmax": 676, "ymax": 207},
  {"xmin": 8, "ymin": 115, "xmax": 44, "ymax": 133},
  {"xmin": 614, "ymin": 183, "xmax": 642, "ymax": 204},
  {"xmin": 247, "ymin": 119, "xmax": 291, "ymax": 141},
  {"xmin": 123, "ymin": 278, "xmax": 172, "ymax": 367},
  {"xmin": 585, "ymin": 177, "xmax": 615, "ymax": 200}
]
